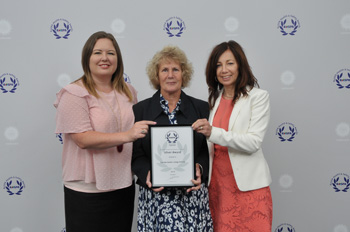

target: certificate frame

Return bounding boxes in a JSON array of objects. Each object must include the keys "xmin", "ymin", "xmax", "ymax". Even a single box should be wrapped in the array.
[{"xmin": 150, "ymin": 124, "xmax": 195, "ymax": 188}]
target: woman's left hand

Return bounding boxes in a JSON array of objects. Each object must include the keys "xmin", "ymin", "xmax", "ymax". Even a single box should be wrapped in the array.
[
  {"xmin": 187, "ymin": 163, "xmax": 202, "ymax": 193},
  {"xmin": 146, "ymin": 171, "xmax": 164, "ymax": 192},
  {"xmin": 192, "ymin": 119, "xmax": 212, "ymax": 138}
]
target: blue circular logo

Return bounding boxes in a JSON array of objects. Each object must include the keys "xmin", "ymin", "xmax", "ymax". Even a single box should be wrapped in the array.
[
  {"xmin": 166, "ymin": 130, "xmax": 179, "ymax": 143},
  {"xmin": 123, "ymin": 73, "xmax": 131, "ymax": 83},
  {"xmin": 50, "ymin": 19, "xmax": 72, "ymax": 39},
  {"xmin": 276, "ymin": 122, "xmax": 298, "ymax": 142},
  {"xmin": 275, "ymin": 223, "xmax": 296, "ymax": 232},
  {"xmin": 278, "ymin": 15, "xmax": 300, "ymax": 36},
  {"xmin": 3, "ymin": 177, "xmax": 25, "ymax": 196},
  {"xmin": 333, "ymin": 69, "xmax": 350, "ymax": 89},
  {"xmin": 163, "ymin": 17, "xmax": 186, "ymax": 37},
  {"xmin": 0, "ymin": 73, "xmax": 19, "ymax": 93},
  {"xmin": 331, "ymin": 173, "xmax": 350, "ymax": 192}
]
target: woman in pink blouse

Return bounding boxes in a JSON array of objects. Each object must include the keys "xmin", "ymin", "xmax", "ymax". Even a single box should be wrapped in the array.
[{"xmin": 54, "ymin": 31, "xmax": 155, "ymax": 232}]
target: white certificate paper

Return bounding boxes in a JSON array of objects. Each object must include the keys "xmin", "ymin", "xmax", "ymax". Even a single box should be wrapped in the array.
[{"xmin": 150, "ymin": 125, "xmax": 195, "ymax": 187}]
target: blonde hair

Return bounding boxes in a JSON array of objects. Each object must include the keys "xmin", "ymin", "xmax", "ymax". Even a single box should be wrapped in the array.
[
  {"xmin": 75, "ymin": 31, "xmax": 133, "ymax": 101},
  {"xmin": 147, "ymin": 45, "xmax": 193, "ymax": 89}
]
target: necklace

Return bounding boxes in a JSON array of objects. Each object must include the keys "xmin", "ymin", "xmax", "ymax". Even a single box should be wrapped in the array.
[
  {"xmin": 223, "ymin": 90, "xmax": 234, "ymax": 98},
  {"xmin": 101, "ymin": 90, "xmax": 123, "ymax": 152}
]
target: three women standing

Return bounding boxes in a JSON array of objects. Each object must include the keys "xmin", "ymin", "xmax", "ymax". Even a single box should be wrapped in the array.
[{"xmin": 55, "ymin": 32, "xmax": 272, "ymax": 232}]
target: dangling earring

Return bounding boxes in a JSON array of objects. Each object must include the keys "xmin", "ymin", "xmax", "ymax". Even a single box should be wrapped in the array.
[{"xmin": 215, "ymin": 76, "xmax": 218, "ymax": 82}]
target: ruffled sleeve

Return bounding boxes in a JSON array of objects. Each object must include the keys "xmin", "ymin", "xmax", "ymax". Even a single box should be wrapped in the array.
[{"xmin": 54, "ymin": 83, "xmax": 93, "ymax": 133}]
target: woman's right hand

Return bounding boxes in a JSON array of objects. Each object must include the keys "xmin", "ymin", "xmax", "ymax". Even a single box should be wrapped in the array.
[
  {"xmin": 128, "ymin": 121, "xmax": 157, "ymax": 141},
  {"xmin": 192, "ymin": 119, "xmax": 212, "ymax": 138},
  {"xmin": 146, "ymin": 171, "xmax": 164, "ymax": 192}
]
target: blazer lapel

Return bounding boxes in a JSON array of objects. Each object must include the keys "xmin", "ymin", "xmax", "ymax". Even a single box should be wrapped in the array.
[
  {"xmin": 228, "ymin": 96, "xmax": 244, "ymax": 130},
  {"xmin": 209, "ymin": 92, "xmax": 222, "ymax": 124},
  {"xmin": 209, "ymin": 90, "xmax": 245, "ymax": 131}
]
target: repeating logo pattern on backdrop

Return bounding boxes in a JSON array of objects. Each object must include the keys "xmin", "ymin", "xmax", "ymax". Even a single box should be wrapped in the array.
[
  {"xmin": 111, "ymin": 18, "xmax": 126, "ymax": 37},
  {"xmin": 276, "ymin": 122, "xmax": 298, "ymax": 142},
  {"xmin": 333, "ymin": 69, "xmax": 350, "ymax": 89},
  {"xmin": 0, "ymin": 19, "xmax": 12, "ymax": 38},
  {"xmin": 0, "ymin": 73, "xmax": 19, "ymax": 93},
  {"xmin": 123, "ymin": 73, "xmax": 131, "ymax": 83},
  {"xmin": 334, "ymin": 224, "xmax": 349, "ymax": 232},
  {"xmin": 9, "ymin": 227, "xmax": 23, "ymax": 232},
  {"xmin": 4, "ymin": 126, "xmax": 19, "ymax": 144},
  {"xmin": 3, "ymin": 177, "xmax": 25, "ymax": 196},
  {"xmin": 280, "ymin": 71, "xmax": 296, "ymax": 89},
  {"xmin": 57, "ymin": 73, "xmax": 72, "ymax": 88},
  {"xmin": 278, "ymin": 15, "xmax": 300, "ymax": 36},
  {"xmin": 279, "ymin": 174, "xmax": 294, "ymax": 191},
  {"xmin": 56, "ymin": 133, "xmax": 63, "ymax": 144},
  {"xmin": 340, "ymin": 14, "xmax": 350, "ymax": 34},
  {"xmin": 275, "ymin": 223, "xmax": 296, "ymax": 232},
  {"xmin": 50, "ymin": 19, "xmax": 72, "ymax": 39},
  {"xmin": 163, "ymin": 17, "xmax": 186, "ymax": 37},
  {"xmin": 224, "ymin": 17, "xmax": 239, "ymax": 36},
  {"xmin": 330, "ymin": 173, "xmax": 350, "ymax": 192},
  {"xmin": 335, "ymin": 122, "xmax": 350, "ymax": 140}
]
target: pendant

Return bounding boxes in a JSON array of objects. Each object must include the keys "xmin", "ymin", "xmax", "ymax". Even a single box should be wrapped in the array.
[{"xmin": 117, "ymin": 144, "xmax": 123, "ymax": 152}]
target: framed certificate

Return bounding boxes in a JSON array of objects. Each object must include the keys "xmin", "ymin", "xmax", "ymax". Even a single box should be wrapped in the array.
[{"xmin": 150, "ymin": 124, "xmax": 195, "ymax": 188}]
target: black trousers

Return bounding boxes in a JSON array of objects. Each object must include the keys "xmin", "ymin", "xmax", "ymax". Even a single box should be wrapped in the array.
[{"xmin": 64, "ymin": 182, "xmax": 135, "ymax": 232}]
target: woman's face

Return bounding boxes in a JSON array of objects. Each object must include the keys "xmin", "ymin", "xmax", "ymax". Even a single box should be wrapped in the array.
[
  {"xmin": 158, "ymin": 59, "xmax": 183, "ymax": 95},
  {"xmin": 89, "ymin": 38, "xmax": 118, "ymax": 80},
  {"xmin": 216, "ymin": 49, "xmax": 239, "ymax": 88}
]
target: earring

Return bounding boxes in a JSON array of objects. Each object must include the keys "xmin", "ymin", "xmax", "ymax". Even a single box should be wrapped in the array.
[{"xmin": 215, "ymin": 76, "xmax": 218, "ymax": 82}]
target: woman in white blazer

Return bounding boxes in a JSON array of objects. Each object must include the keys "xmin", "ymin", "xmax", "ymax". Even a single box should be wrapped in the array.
[{"xmin": 192, "ymin": 40, "xmax": 272, "ymax": 232}]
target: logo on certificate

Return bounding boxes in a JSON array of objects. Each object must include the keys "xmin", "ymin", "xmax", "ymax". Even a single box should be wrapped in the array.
[{"xmin": 166, "ymin": 130, "xmax": 179, "ymax": 144}]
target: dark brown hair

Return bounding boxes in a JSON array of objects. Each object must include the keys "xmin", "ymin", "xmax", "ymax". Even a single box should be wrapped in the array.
[
  {"xmin": 75, "ymin": 31, "xmax": 132, "ymax": 101},
  {"xmin": 206, "ymin": 40, "xmax": 259, "ymax": 109}
]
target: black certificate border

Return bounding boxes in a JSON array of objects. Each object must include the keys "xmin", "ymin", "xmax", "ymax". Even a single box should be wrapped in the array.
[{"xmin": 149, "ymin": 124, "xmax": 195, "ymax": 188}]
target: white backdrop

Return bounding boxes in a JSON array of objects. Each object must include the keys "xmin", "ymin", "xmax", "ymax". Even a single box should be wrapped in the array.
[{"xmin": 1, "ymin": 0, "xmax": 350, "ymax": 231}]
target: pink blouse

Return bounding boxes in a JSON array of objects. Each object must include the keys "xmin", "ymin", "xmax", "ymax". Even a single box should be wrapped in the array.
[{"xmin": 54, "ymin": 81, "xmax": 137, "ymax": 191}]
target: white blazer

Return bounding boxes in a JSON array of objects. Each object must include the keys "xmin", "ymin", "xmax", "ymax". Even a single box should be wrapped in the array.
[{"xmin": 207, "ymin": 87, "xmax": 272, "ymax": 191}]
